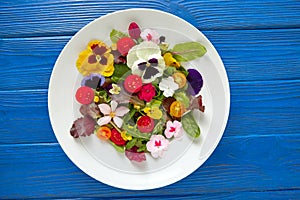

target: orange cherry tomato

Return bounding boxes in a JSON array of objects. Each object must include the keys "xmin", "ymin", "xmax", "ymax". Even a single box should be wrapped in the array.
[
  {"xmin": 172, "ymin": 72, "xmax": 187, "ymax": 88},
  {"xmin": 96, "ymin": 126, "xmax": 112, "ymax": 140},
  {"xmin": 170, "ymin": 101, "xmax": 186, "ymax": 118}
]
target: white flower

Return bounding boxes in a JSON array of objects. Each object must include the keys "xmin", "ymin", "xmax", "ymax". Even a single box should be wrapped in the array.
[
  {"xmin": 127, "ymin": 41, "xmax": 165, "ymax": 83},
  {"xmin": 97, "ymin": 100, "xmax": 129, "ymax": 128},
  {"xmin": 146, "ymin": 135, "xmax": 169, "ymax": 158},
  {"xmin": 159, "ymin": 76, "xmax": 179, "ymax": 97},
  {"xmin": 140, "ymin": 29, "xmax": 160, "ymax": 44}
]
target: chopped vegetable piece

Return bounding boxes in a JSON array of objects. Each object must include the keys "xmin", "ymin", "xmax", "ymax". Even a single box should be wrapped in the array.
[
  {"xmin": 170, "ymin": 101, "xmax": 186, "ymax": 118},
  {"xmin": 117, "ymin": 37, "xmax": 135, "ymax": 56},
  {"xmin": 172, "ymin": 72, "xmax": 187, "ymax": 88},
  {"xmin": 75, "ymin": 86, "xmax": 95, "ymax": 105},
  {"xmin": 110, "ymin": 128, "xmax": 127, "ymax": 146},
  {"xmin": 123, "ymin": 74, "xmax": 143, "ymax": 93},
  {"xmin": 137, "ymin": 116, "xmax": 155, "ymax": 133}
]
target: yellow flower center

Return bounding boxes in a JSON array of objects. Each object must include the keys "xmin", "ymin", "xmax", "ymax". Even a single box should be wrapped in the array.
[
  {"xmin": 146, "ymin": 62, "xmax": 151, "ymax": 67},
  {"xmin": 109, "ymin": 112, "xmax": 116, "ymax": 118},
  {"xmin": 96, "ymin": 55, "xmax": 101, "ymax": 61}
]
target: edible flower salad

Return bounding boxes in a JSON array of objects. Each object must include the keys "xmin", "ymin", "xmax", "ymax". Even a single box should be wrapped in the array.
[{"xmin": 70, "ymin": 22, "xmax": 206, "ymax": 162}]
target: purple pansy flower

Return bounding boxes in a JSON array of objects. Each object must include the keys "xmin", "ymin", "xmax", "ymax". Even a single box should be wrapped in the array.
[
  {"xmin": 186, "ymin": 69, "xmax": 203, "ymax": 96},
  {"xmin": 81, "ymin": 73, "xmax": 105, "ymax": 89}
]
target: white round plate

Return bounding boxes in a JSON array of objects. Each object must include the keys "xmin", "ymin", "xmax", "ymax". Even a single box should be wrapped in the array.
[{"xmin": 48, "ymin": 8, "xmax": 230, "ymax": 190}]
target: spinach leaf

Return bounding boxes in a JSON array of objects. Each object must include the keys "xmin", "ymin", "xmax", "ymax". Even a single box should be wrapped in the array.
[{"xmin": 182, "ymin": 111, "xmax": 200, "ymax": 138}]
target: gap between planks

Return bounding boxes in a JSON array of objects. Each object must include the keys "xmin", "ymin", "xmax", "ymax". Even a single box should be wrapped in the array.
[{"xmin": 1, "ymin": 132, "xmax": 300, "ymax": 147}]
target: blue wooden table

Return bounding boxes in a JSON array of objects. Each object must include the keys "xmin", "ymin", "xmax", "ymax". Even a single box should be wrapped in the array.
[{"xmin": 1, "ymin": 0, "xmax": 300, "ymax": 199}]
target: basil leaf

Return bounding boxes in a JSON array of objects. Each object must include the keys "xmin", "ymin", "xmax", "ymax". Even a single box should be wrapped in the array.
[
  {"xmin": 172, "ymin": 42, "xmax": 206, "ymax": 62},
  {"xmin": 182, "ymin": 111, "xmax": 200, "ymax": 138},
  {"xmin": 110, "ymin": 29, "xmax": 128, "ymax": 43}
]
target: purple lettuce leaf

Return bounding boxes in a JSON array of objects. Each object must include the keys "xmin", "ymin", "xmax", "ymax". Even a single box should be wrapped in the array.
[
  {"xmin": 70, "ymin": 116, "xmax": 96, "ymax": 138},
  {"xmin": 125, "ymin": 146, "xmax": 146, "ymax": 162},
  {"xmin": 79, "ymin": 103, "xmax": 101, "ymax": 119}
]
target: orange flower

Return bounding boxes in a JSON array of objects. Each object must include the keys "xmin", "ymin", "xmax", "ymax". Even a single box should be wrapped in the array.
[{"xmin": 76, "ymin": 40, "xmax": 114, "ymax": 77}]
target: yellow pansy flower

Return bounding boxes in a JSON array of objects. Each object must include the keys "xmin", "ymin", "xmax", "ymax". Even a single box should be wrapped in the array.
[
  {"xmin": 143, "ymin": 106, "xmax": 163, "ymax": 119},
  {"xmin": 121, "ymin": 131, "xmax": 132, "ymax": 141},
  {"xmin": 163, "ymin": 52, "xmax": 180, "ymax": 68},
  {"xmin": 76, "ymin": 40, "xmax": 114, "ymax": 77}
]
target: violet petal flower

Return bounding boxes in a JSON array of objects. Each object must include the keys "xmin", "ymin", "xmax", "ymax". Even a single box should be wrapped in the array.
[
  {"xmin": 186, "ymin": 69, "xmax": 203, "ymax": 96},
  {"xmin": 81, "ymin": 73, "xmax": 105, "ymax": 89}
]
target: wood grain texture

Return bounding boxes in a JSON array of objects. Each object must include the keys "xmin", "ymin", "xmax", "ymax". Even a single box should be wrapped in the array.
[
  {"xmin": 1, "ymin": 0, "xmax": 300, "ymax": 198},
  {"xmin": 1, "ymin": 0, "xmax": 300, "ymax": 38},
  {"xmin": 0, "ymin": 29, "xmax": 299, "ymax": 90},
  {"xmin": 0, "ymin": 135, "xmax": 299, "ymax": 198},
  {"xmin": 0, "ymin": 79, "xmax": 299, "ymax": 144}
]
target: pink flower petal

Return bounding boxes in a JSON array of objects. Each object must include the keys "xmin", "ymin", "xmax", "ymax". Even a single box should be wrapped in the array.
[
  {"xmin": 98, "ymin": 104, "xmax": 111, "ymax": 115},
  {"xmin": 97, "ymin": 116, "xmax": 111, "ymax": 126},
  {"xmin": 113, "ymin": 116, "xmax": 123, "ymax": 128},
  {"xmin": 146, "ymin": 135, "xmax": 169, "ymax": 158},
  {"xmin": 164, "ymin": 121, "xmax": 174, "ymax": 139},
  {"xmin": 115, "ymin": 106, "xmax": 130, "ymax": 117},
  {"xmin": 173, "ymin": 120, "xmax": 183, "ymax": 138}
]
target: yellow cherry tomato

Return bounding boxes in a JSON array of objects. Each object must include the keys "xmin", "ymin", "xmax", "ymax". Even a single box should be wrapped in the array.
[
  {"xmin": 172, "ymin": 72, "xmax": 187, "ymax": 88},
  {"xmin": 170, "ymin": 101, "xmax": 186, "ymax": 118}
]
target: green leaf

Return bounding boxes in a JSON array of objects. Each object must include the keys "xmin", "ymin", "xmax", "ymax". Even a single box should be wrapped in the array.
[
  {"xmin": 174, "ymin": 91, "xmax": 190, "ymax": 108},
  {"xmin": 95, "ymin": 89, "xmax": 111, "ymax": 103},
  {"xmin": 125, "ymin": 138, "xmax": 137, "ymax": 150},
  {"xmin": 110, "ymin": 29, "xmax": 128, "ymax": 43},
  {"xmin": 111, "ymin": 64, "xmax": 130, "ymax": 82},
  {"xmin": 109, "ymin": 141, "xmax": 125, "ymax": 153},
  {"xmin": 137, "ymin": 145, "xmax": 147, "ymax": 152},
  {"xmin": 177, "ymin": 66, "xmax": 189, "ymax": 77},
  {"xmin": 163, "ymin": 66, "xmax": 177, "ymax": 76},
  {"xmin": 122, "ymin": 124, "xmax": 151, "ymax": 140},
  {"xmin": 151, "ymin": 121, "xmax": 164, "ymax": 135},
  {"xmin": 182, "ymin": 111, "xmax": 200, "ymax": 138},
  {"xmin": 172, "ymin": 42, "xmax": 207, "ymax": 62}
]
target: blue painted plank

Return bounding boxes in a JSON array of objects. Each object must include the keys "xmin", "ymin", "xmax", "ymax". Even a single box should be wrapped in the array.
[
  {"xmin": 0, "ymin": 29, "xmax": 299, "ymax": 90},
  {"xmin": 0, "ymin": 135, "xmax": 299, "ymax": 198},
  {"xmin": 0, "ymin": 0, "xmax": 300, "ymax": 37},
  {"xmin": 0, "ymin": 79, "xmax": 299, "ymax": 144}
]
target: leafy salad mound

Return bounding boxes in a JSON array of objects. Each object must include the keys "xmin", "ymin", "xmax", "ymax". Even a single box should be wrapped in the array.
[{"xmin": 70, "ymin": 22, "xmax": 206, "ymax": 162}]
